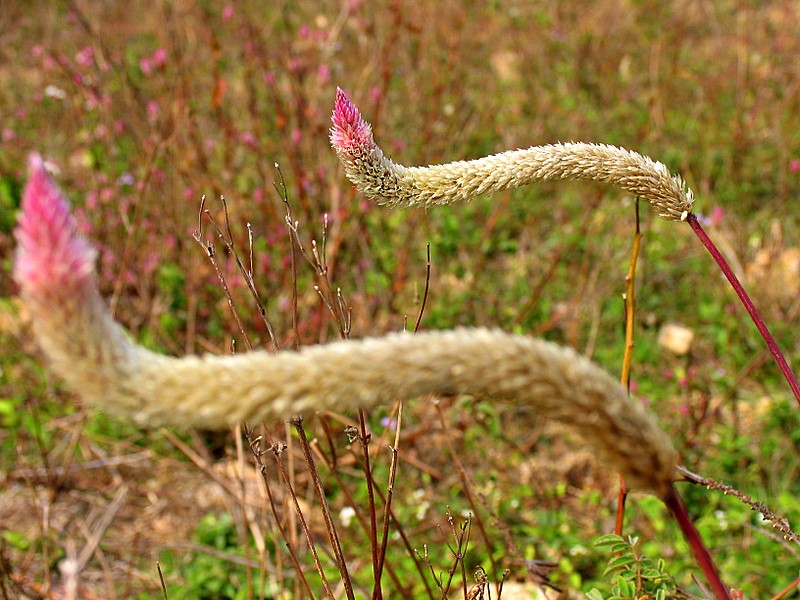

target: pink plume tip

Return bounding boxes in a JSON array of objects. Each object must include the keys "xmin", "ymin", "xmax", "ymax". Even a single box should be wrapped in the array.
[
  {"xmin": 14, "ymin": 154, "xmax": 97, "ymax": 296},
  {"xmin": 330, "ymin": 87, "xmax": 375, "ymax": 156}
]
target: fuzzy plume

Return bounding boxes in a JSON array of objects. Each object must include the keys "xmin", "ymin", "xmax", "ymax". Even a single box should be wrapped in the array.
[
  {"xmin": 330, "ymin": 89, "xmax": 694, "ymax": 220},
  {"xmin": 330, "ymin": 87, "xmax": 376, "ymax": 157},
  {"xmin": 14, "ymin": 155, "xmax": 97, "ymax": 296},
  {"xmin": 14, "ymin": 156, "xmax": 156, "ymax": 405},
  {"xmin": 12, "ymin": 153, "xmax": 677, "ymax": 495}
]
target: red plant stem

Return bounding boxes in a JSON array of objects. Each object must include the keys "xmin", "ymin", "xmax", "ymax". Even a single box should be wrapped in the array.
[
  {"xmin": 662, "ymin": 485, "xmax": 730, "ymax": 600},
  {"xmin": 614, "ymin": 475, "xmax": 628, "ymax": 536},
  {"xmin": 686, "ymin": 213, "xmax": 800, "ymax": 407},
  {"xmin": 770, "ymin": 574, "xmax": 800, "ymax": 600}
]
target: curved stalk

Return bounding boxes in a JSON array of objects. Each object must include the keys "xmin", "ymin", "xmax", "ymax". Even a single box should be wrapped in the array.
[{"xmin": 14, "ymin": 155, "xmax": 676, "ymax": 496}]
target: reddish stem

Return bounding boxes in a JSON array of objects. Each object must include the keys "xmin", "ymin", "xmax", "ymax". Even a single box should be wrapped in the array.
[
  {"xmin": 662, "ymin": 485, "xmax": 730, "ymax": 600},
  {"xmin": 770, "ymin": 574, "xmax": 800, "ymax": 600},
  {"xmin": 614, "ymin": 475, "xmax": 628, "ymax": 536},
  {"xmin": 686, "ymin": 213, "xmax": 800, "ymax": 407}
]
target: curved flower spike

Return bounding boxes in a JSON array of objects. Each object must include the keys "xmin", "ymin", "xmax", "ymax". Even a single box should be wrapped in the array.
[
  {"xmin": 330, "ymin": 87, "xmax": 694, "ymax": 220},
  {"xmin": 13, "ymin": 155, "xmax": 676, "ymax": 495}
]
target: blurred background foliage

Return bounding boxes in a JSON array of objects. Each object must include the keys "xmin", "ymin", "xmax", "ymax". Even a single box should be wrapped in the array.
[{"xmin": 1, "ymin": 1, "xmax": 800, "ymax": 598}]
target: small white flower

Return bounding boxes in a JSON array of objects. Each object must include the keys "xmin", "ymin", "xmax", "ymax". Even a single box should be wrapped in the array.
[
  {"xmin": 339, "ymin": 506, "xmax": 356, "ymax": 528},
  {"xmin": 44, "ymin": 85, "xmax": 67, "ymax": 99},
  {"xmin": 410, "ymin": 491, "xmax": 430, "ymax": 521},
  {"xmin": 569, "ymin": 545, "xmax": 588, "ymax": 556}
]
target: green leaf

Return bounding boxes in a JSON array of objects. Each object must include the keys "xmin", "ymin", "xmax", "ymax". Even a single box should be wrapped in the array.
[
  {"xmin": 2, "ymin": 530, "xmax": 30, "ymax": 551},
  {"xmin": 641, "ymin": 568, "xmax": 664, "ymax": 580},
  {"xmin": 609, "ymin": 542, "xmax": 633, "ymax": 554},
  {"xmin": 604, "ymin": 555, "xmax": 637, "ymax": 575},
  {"xmin": 616, "ymin": 576, "xmax": 635, "ymax": 598},
  {"xmin": 595, "ymin": 534, "xmax": 627, "ymax": 547}
]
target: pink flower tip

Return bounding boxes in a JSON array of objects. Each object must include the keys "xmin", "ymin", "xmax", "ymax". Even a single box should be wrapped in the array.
[
  {"xmin": 14, "ymin": 154, "xmax": 97, "ymax": 296},
  {"xmin": 330, "ymin": 87, "xmax": 375, "ymax": 157}
]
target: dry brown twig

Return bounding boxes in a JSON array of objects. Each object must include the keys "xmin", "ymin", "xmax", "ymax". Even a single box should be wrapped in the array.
[{"xmin": 678, "ymin": 466, "xmax": 800, "ymax": 546}]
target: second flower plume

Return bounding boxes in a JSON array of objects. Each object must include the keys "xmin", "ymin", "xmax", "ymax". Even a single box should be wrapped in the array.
[{"xmin": 330, "ymin": 87, "xmax": 694, "ymax": 220}]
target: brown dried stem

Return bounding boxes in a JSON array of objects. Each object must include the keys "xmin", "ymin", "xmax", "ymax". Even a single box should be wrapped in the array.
[
  {"xmin": 291, "ymin": 417, "xmax": 356, "ymax": 600},
  {"xmin": 615, "ymin": 199, "xmax": 643, "ymax": 536},
  {"xmin": 374, "ymin": 400, "xmax": 403, "ymax": 599},
  {"xmin": 244, "ymin": 427, "xmax": 315, "ymax": 599},
  {"xmin": 678, "ymin": 465, "xmax": 800, "ymax": 546},
  {"xmin": 308, "ymin": 440, "xmax": 428, "ymax": 598},
  {"xmin": 269, "ymin": 438, "xmax": 336, "ymax": 599}
]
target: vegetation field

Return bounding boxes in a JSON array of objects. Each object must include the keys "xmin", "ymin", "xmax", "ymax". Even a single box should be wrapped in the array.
[{"xmin": 2, "ymin": 1, "xmax": 800, "ymax": 598}]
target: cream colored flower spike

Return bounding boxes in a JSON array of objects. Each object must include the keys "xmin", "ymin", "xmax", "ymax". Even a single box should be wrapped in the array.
[
  {"xmin": 330, "ymin": 88, "xmax": 694, "ymax": 221},
  {"xmin": 13, "ymin": 154, "xmax": 678, "ymax": 495}
]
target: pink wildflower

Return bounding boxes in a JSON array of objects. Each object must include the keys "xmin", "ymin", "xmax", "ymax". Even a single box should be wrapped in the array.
[
  {"xmin": 239, "ymin": 131, "xmax": 257, "ymax": 146},
  {"xmin": 330, "ymin": 88, "xmax": 375, "ymax": 158},
  {"xmin": 710, "ymin": 205, "xmax": 724, "ymax": 226},
  {"xmin": 317, "ymin": 64, "xmax": 330, "ymax": 85},
  {"xmin": 75, "ymin": 46, "xmax": 94, "ymax": 67},
  {"xmin": 152, "ymin": 48, "xmax": 168, "ymax": 68},
  {"xmin": 14, "ymin": 155, "xmax": 96, "ymax": 296},
  {"xmin": 147, "ymin": 100, "xmax": 160, "ymax": 122}
]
